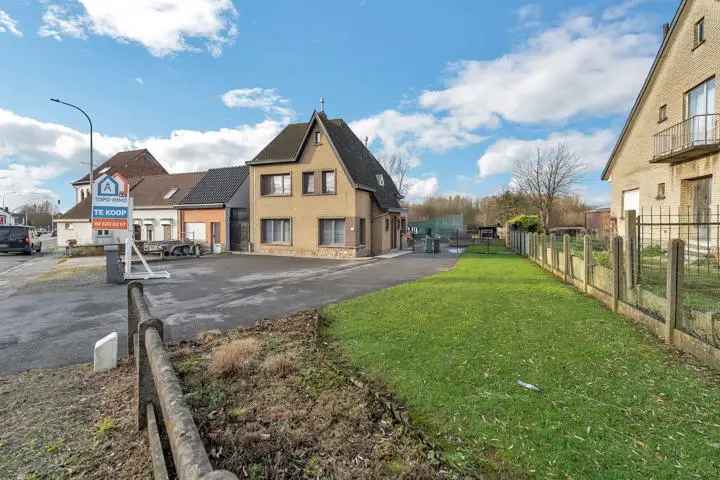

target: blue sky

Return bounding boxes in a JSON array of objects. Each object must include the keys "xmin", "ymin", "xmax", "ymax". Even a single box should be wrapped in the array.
[{"xmin": 0, "ymin": 0, "xmax": 678, "ymax": 212}]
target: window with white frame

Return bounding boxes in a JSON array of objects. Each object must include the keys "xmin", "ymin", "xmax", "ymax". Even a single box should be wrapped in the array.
[
  {"xmin": 261, "ymin": 218, "xmax": 291, "ymax": 244},
  {"xmin": 621, "ymin": 189, "xmax": 640, "ymax": 217},
  {"xmin": 319, "ymin": 218, "xmax": 345, "ymax": 245}
]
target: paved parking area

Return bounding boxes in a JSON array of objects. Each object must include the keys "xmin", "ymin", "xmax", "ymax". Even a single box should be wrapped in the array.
[{"xmin": 0, "ymin": 252, "xmax": 456, "ymax": 375}]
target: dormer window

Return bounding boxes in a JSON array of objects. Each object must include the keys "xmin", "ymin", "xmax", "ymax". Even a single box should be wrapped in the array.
[
  {"xmin": 314, "ymin": 131, "xmax": 321, "ymax": 144},
  {"xmin": 163, "ymin": 187, "xmax": 179, "ymax": 200},
  {"xmin": 376, "ymin": 174, "xmax": 385, "ymax": 186},
  {"xmin": 694, "ymin": 18, "xmax": 705, "ymax": 48}
]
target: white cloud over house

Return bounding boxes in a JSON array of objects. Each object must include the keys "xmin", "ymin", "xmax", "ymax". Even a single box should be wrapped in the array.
[
  {"xmin": 405, "ymin": 177, "xmax": 440, "ymax": 202},
  {"xmin": 221, "ymin": 88, "xmax": 295, "ymax": 120},
  {"xmin": 0, "ymin": 107, "xmax": 284, "ymax": 209},
  {"xmin": 38, "ymin": 0, "xmax": 238, "ymax": 57},
  {"xmin": 0, "ymin": 9, "xmax": 22, "ymax": 37},
  {"xmin": 349, "ymin": 6, "xmax": 657, "ymax": 189},
  {"xmin": 476, "ymin": 129, "xmax": 617, "ymax": 178}
]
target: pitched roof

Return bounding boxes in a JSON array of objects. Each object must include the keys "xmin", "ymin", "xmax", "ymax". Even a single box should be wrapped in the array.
[
  {"xmin": 601, "ymin": 0, "xmax": 687, "ymax": 180},
  {"xmin": 72, "ymin": 149, "xmax": 168, "ymax": 185},
  {"xmin": 180, "ymin": 166, "xmax": 249, "ymax": 206},
  {"xmin": 59, "ymin": 172, "xmax": 204, "ymax": 220},
  {"xmin": 130, "ymin": 172, "xmax": 205, "ymax": 207},
  {"xmin": 247, "ymin": 112, "xmax": 402, "ymax": 211}
]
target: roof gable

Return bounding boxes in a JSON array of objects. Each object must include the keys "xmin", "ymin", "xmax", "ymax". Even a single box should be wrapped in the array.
[
  {"xmin": 73, "ymin": 149, "xmax": 168, "ymax": 185},
  {"xmin": 601, "ymin": 0, "xmax": 688, "ymax": 180},
  {"xmin": 248, "ymin": 112, "xmax": 402, "ymax": 211}
]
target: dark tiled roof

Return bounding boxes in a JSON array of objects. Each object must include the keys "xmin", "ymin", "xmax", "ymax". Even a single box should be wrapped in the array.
[
  {"xmin": 180, "ymin": 166, "xmax": 249, "ymax": 206},
  {"xmin": 60, "ymin": 172, "xmax": 204, "ymax": 220},
  {"xmin": 130, "ymin": 172, "xmax": 205, "ymax": 207},
  {"xmin": 72, "ymin": 149, "xmax": 168, "ymax": 185},
  {"xmin": 60, "ymin": 197, "xmax": 91, "ymax": 220},
  {"xmin": 248, "ymin": 112, "xmax": 401, "ymax": 211}
]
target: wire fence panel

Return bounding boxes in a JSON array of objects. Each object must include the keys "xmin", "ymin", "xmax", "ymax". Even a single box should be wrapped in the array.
[
  {"xmin": 636, "ymin": 206, "xmax": 719, "ymax": 332},
  {"xmin": 589, "ymin": 236, "xmax": 613, "ymax": 295}
]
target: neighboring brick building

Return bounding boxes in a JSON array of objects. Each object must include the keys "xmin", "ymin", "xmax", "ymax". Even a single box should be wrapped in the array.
[
  {"xmin": 602, "ymin": 0, "xmax": 719, "ymax": 233},
  {"xmin": 177, "ymin": 166, "xmax": 250, "ymax": 251},
  {"xmin": 246, "ymin": 110, "xmax": 404, "ymax": 258}
]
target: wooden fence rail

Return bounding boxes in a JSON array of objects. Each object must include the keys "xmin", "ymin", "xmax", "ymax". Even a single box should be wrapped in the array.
[{"xmin": 128, "ymin": 281, "xmax": 238, "ymax": 480}]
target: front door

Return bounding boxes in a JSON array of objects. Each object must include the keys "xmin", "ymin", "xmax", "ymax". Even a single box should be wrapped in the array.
[
  {"xmin": 229, "ymin": 208, "xmax": 249, "ymax": 251},
  {"xmin": 692, "ymin": 176, "xmax": 712, "ymax": 240},
  {"xmin": 390, "ymin": 216, "xmax": 398, "ymax": 249}
]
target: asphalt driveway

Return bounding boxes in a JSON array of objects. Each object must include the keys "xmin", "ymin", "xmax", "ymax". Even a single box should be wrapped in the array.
[{"xmin": 0, "ymin": 252, "xmax": 456, "ymax": 375}]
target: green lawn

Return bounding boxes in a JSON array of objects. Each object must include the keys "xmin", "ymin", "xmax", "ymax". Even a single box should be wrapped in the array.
[{"xmin": 324, "ymin": 247, "xmax": 720, "ymax": 479}]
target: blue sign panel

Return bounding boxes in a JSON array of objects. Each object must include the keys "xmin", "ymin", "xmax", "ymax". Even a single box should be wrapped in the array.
[{"xmin": 92, "ymin": 206, "xmax": 129, "ymax": 219}]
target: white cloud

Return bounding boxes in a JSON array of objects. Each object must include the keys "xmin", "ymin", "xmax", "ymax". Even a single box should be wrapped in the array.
[
  {"xmin": 38, "ymin": 4, "xmax": 89, "ymax": 40},
  {"xmin": 0, "ymin": 164, "xmax": 65, "ymax": 210},
  {"xmin": 39, "ymin": 1, "xmax": 238, "ymax": 57},
  {"xmin": 0, "ymin": 107, "xmax": 285, "ymax": 209},
  {"xmin": 0, "ymin": 9, "xmax": 23, "ymax": 37},
  {"xmin": 515, "ymin": 4, "xmax": 542, "ymax": 28},
  {"xmin": 405, "ymin": 177, "xmax": 439, "ymax": 202},
  {"xmin": 135, "ymin": 77, "xmax": 144, "ymax": 85},
  {"xmin": 221, "ymin": 88, "xmax": 295, "ymax": 119},
  {"xmin": 602, "ymin": 0, "xmax": 646, "ymax": 21},
  {"xmin": 476, "ymin": 129, "xmax": 617, "ymax": 178},
  {"xmin": 350, "ymin": 110, "xmax": 484, "ymax": 167},
  {"xmin": 419, "ymin": 15, "xmax": 657, "ymax": 128}
]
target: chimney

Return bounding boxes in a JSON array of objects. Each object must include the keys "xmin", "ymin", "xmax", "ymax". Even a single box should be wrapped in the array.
[
  {"xmin": 662, "ymin": 22, "xmax": 670, "ymax": 39},
  {"xmin": 364, "ymin": 136, "xmax": 369, "ymax": 147},
  {"xmin": 320, "ymin": 96, "xmax": 325, "ymax": 113}
]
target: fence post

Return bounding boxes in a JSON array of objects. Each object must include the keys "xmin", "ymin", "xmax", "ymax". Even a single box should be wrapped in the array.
[
  {"xmin": 541, "ymin": 234, "xmax": 547, "ymax": 266},
  {"xmin": 665, "ymin": 239, "xmax": 685, "ymax": 344},
  {"xmin": 611, "ymin": 236, "xmax": 623, "ymax": 312},
  {"xmin": 583, "ymin": 235, "xmax": 591, "ymax": 293},
  {"xmin": 624, "ymin": 210, "xmax": 637, "ymax": 293},
  {"xmin": 127, "ymin": 281, "xmax": 143, "ymax": 357},
  {"xmin": 549, "ymin": 234, "xmax": 556, "ymax": 271},
  {"xmin": 136, "ymin": 318, "xmax": 164, "ymax": 431},
  {"xmin": 563, "ymin": 234, "xmax": 571, "ymax": 283}
]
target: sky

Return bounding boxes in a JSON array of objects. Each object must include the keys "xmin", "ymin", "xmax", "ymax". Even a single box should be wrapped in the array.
[{"xmin": 0, "ymin": 0, "xmax": 679, "ymax": 212}]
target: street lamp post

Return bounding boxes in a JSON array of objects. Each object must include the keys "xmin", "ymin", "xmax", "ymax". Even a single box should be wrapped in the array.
[{"xmin": 50, "ymin": 98, "xmax": 94, "ymax": 204}]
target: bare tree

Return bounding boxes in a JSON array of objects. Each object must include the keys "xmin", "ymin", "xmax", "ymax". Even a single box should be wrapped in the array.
[
  {"xmin": 512, "ymin": 143, "xmax": 585, "ymax": 231},
  {"xmin": 378, "ymin": 154, "xmax": 410, "ymax": 197}
]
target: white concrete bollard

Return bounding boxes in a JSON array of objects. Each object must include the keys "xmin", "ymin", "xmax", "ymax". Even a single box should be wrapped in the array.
[{"xmin": 94, "ymin": 332, "xmax": 118, "ymax": 372}]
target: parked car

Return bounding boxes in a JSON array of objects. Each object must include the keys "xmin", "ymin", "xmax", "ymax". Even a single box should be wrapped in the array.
[{"xmin": 0, "ymin": 225, "xmax": 42, "ymax": 255}]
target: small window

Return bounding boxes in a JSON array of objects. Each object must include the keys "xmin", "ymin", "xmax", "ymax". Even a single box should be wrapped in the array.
[
  {"xmin": 261, "ymin": 174, "xmax": 291, "ymax": 196},
  {"xmin": 322, "ymin": 171, "xmax": 336, "ymax": 194},
  {"xmin": 261, "ymin": 218, "xmax": 292, "ymax": 244},
  {"xmin": 358, "ymin": 218, "xmax": 366, "ymax": 246},
  {"xmin": 146, "ymin": 225, "xmax": 153, "ymax": 241},
  {"xmin": 319, "ymin": 218, "xmax": 345, "ymax": 245},
  {"xmin": 314, "ymin": 131, "xmax": 321, "ymax": 144},
  {"xmin": 658, "ymin": 105, "xmax": 667, "ymax": 123},
  {"xmin": 694, "ymin": 18, "xmax": 705, "ymax": 48},
  {"xmin": 64, "ymin": 223, "xmax": 70, "ymax": 230},
  {"xmin": 656, "ymin": 182, "xmax": 666, "ymax": 199},
  {"xmin": 303, "ymin": 172, "xmax": 315, "ymax": 194},
  {"xmin": 164, "ymin": 187, "xmax": 179, "ymax": 200},
  {"xmin": 385, "ymin": 218, "xmax": 389, "ymax": 231},
  {"xmin": 376, "ymin": 174, "xmax": 385, "ymax": 186}
]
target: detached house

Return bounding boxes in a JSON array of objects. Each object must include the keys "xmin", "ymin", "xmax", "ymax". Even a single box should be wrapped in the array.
[
  {"xmin": 602, "ymin": 0, "xmax": 718, "ymax": 235},
  {"xmin": 247, "ymin": 111, "xmax": 404, "ymax": 257},
  {"xmin": 57, "ymin": 149, "xmax": 169, "ymax": 246}
]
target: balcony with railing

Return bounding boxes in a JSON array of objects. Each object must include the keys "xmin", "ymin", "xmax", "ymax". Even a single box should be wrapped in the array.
[{"xmin": 652, "ymin": 114, "xmax": 720, "ymax": 163}]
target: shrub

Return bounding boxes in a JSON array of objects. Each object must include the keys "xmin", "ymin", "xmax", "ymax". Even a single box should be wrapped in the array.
[
  {"xmin": 209, "ymin": 337, "xmax": 262, "ymax": 377},
  {"xmin": 508, "ymin": 214, "xmax": 541, "ymax": 232}
]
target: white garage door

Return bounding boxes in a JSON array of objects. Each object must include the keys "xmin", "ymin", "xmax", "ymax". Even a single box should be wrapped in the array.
[
  {"xmin": 183, "ymin": 222, "xmax": 206, "ymax": 242},
  {"xmin": 622, "ymin": 189, "xmax": 640, "ymax": 215}
]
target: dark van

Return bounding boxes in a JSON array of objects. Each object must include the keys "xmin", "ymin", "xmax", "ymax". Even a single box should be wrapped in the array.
[{"xmin": 0, "ymin": 225, "xmax": 42, "ymax": 255}]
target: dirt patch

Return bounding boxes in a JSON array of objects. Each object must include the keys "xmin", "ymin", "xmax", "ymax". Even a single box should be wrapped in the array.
[
  {"xmin": 0, "ymin": 361, "xmax": 151, "ymax": 479},
  {"xmin": 173, "ymin": 311, "xmax": 463, "ymax": 479}
]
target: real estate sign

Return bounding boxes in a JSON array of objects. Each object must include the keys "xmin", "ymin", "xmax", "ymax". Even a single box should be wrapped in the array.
[{"xmin": 92, "ymin": 173, "xmax": 129, "ymax": 230}]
